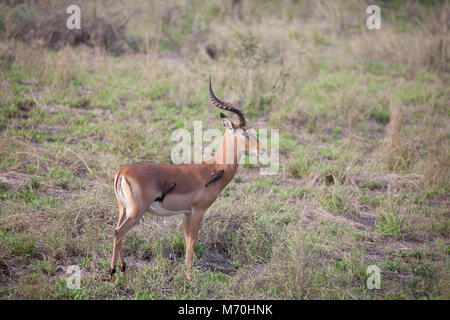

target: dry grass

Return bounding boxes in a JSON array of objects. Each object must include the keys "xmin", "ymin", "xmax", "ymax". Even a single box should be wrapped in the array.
[{"xmin": 381, "ymin": 106, "xmax": 414, "ymax": 172}]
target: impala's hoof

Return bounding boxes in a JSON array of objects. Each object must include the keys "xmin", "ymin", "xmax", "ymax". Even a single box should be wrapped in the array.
[
  {"xmin": 109, "ymin": 266, "xmax": 116, "ymax": 277},
  {"xmin": 120, "ymin": 263, "xmax": 127, "ymax": 273}
]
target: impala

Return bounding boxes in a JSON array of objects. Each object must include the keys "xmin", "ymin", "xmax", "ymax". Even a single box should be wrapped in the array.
[{"xmin": 109, "ymin": 76, "xmax": 264, "ymax": 279}]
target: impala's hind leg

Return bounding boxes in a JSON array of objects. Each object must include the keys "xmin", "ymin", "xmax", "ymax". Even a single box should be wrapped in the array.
[
  {"xmin": 109, "ymin": 206, "xmax": 141, "ymax": 277},
  {"xmin": 118, "ymin": 242, "xmax": 126, "ymax": 272},
  {"xmin": 116, "ymin": 203, "xmax": 127, "ymax": 272},
  {"xmin": 110, "ymin": 202, "xmax": 126, "ymax": 276}
]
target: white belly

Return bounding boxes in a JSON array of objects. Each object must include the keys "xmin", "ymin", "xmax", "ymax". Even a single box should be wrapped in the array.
[{"xmin": 147, "ymin": 201, "xmax": 191, "ymax": 216}]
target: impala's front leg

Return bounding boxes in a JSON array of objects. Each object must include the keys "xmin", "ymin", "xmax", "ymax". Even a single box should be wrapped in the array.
[{"xmin": 184, "ymin": 207, "xmax": 206, "ymax": 280}]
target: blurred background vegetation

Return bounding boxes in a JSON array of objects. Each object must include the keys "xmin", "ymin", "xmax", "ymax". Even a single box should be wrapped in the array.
[{"xmin": 0, "ymin": 0, "xmax": 448, "ymax": 299}]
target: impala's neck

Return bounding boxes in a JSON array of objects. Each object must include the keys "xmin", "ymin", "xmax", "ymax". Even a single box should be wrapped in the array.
[{"xmin": 210, "ymin": 130, "xmax": 242, "ymax": 184}]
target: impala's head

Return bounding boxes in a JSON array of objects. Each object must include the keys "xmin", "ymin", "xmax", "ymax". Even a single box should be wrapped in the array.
[{"xmin": 209, "ymin": 76, "xmax": 265, "ymax": 159}]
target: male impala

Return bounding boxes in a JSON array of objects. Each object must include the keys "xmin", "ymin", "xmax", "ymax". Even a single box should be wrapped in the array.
[{"xmin": 109, "ymin": 77, "xmax": 264, "ymax": 279}]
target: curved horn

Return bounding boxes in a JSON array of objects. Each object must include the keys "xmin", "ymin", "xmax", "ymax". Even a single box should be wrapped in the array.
[{"xmin": 209, "ymin": 76, "xmax": 246, "ymax": 127}]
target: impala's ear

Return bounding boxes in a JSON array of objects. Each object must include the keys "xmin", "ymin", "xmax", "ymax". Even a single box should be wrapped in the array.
[{"xmin": 220, "ymin": 113, "xmax": 236, "ymax": 132}]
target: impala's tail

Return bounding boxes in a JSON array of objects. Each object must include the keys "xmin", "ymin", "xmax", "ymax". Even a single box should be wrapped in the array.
[{"xmin": 113, "ymin": 167, "xmax": 131, "ymax": 210}]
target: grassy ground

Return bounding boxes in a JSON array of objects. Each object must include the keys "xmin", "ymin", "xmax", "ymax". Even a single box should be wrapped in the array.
[{"xmin": 0, "ymin": 0, "xmax": 449, "ymax": 299}]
